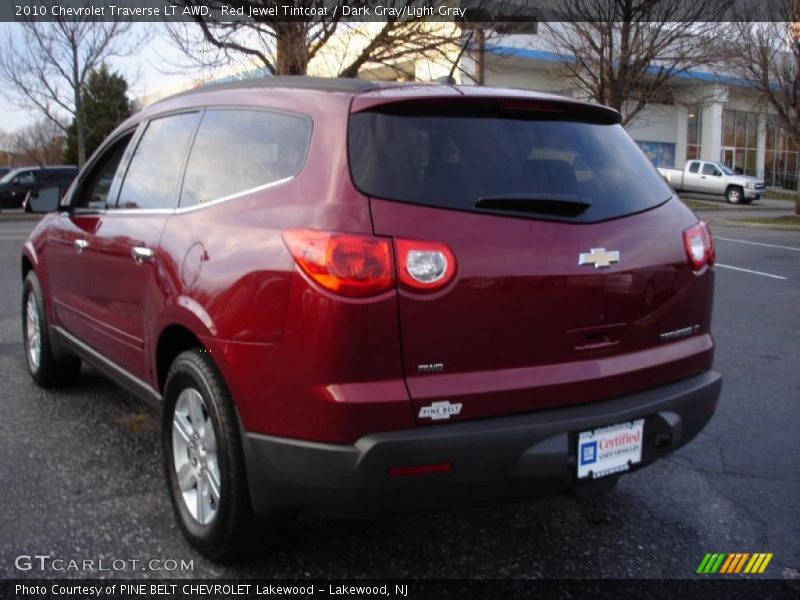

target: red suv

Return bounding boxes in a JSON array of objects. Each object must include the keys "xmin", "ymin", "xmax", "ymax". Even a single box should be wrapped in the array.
[{"xmin": 21, "ymin": 77, "xmax": 721, "ymax": 559}]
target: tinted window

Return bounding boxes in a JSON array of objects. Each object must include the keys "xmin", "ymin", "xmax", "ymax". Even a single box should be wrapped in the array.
[
  {"xmin": 74, "ymin": 133, "xmax": 134, "ymax": 209},
  {"xmin": 349, "ymin": 108, "xmax": 673, "ymax": 223},
  {"xmin": 688, "ymin": 162, "xmax": 700, "ymax": 173},
  {"xmin": 701, "ymin": 163, "xmax": 718, "ymax": 176},
  {"xmin": 50, "ymin": 169, "xmax": 77, "ymax": 182},
  {"xmin": 16, "ymin": 171, "xmax": 36, "ymax": 185},
  {"xmin": 180, "ymin": 109, "xmax": 311, "ymax": 208},
  {"xmin": 117, "ymin": 112, "xmax": 199, "ymax": 210}
]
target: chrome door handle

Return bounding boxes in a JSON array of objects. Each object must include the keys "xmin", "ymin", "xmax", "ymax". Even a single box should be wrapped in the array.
[
  {"xmin": 130, "ymin": 246, "xmax": 154, "ymax": 264},
  {"xmin": 74, "ymin": 239, "xmax": 89, "ymax": 253}
]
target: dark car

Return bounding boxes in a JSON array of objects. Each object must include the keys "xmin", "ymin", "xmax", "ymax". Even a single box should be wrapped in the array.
[
  {"xmin": 0, "ymin": 167, "xmax": 10, "ymax": 178},
  {"xmin": 20, "ymin": 77, "xmax": 721, "ymax": 560},
  {"xmin": 0, "ymin": 165, "xmax": 78, "ymax": 210}
]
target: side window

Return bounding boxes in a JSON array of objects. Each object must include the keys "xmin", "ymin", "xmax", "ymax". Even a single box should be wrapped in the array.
[
  {"xmin": 17, "ymin": 171, "xmax": 35, "ymax": 185},
  {"xmin": 73, "ymin": 133, "xmax": 134, "ymax": 210},
  {"xmin": 180, "ymin": 109, "xmax": 311, "ymax": 208},
  {"xmin": 701, "ymin": 163, "xmax": 717, "ymax": 176},
  {"xmin": 688, "ymin": 162, "xmax": 700, "ymax": 174},
  {"xmin": 117, "ymin": 112, "xmax": 199, "ymax": 210}
]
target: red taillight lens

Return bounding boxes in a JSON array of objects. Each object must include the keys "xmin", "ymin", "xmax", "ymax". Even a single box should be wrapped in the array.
[
  {"xmin": 683, "ymin": 221, "xmax": 715, "ymax": 270},
  {"xmin": 395, "ymin": 238, "xmax": 457, "ymax": 291},
  {"xmin": 282, "ymin": 229, "xmax": 393, "ymax": 297}
]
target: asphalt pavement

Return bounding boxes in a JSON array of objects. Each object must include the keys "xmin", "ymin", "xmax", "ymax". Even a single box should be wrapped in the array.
[{"xmin": 0, "ymin": 218, "xmax": 798, "ymax": 582}]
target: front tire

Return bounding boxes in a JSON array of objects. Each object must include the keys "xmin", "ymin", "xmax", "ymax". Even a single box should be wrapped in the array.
[
  {"xmin": 22, "ymin": 271, "xmax": 81, "ymax": 387},
  {"xmin": 162, "ymin": 349, "xmax": 261, "ymax": 560},
  {"xmin": 726, "ymin": 186, "xmax": 744, "ymax": 204}
]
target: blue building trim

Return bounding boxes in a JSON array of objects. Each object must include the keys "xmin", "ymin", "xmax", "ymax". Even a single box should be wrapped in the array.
[{"xmin": 484, "ymin": 44, "xmax": 755, "ymax": 90}]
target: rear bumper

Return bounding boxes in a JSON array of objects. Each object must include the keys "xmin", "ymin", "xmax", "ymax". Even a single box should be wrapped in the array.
[{"xmin": 242, "ymin": 371, "xmax": 722, "ymax": 518}]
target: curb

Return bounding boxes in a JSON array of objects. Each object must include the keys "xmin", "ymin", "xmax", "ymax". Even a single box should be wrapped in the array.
[
  {"xmin": 704, "ymin": 217, "xmax": 800, "ymax": 231},
  {"xmin": 0, "ymin": 214, "xmax": 42, "ymax": 223}
]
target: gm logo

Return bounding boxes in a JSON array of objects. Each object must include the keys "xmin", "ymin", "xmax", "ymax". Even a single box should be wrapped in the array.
[{"xmin": 580, "ymin": 441, "xmax": 597, "ymax": 466}]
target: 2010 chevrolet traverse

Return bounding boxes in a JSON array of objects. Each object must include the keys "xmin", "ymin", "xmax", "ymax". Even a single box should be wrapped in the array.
[{"xmin": 21, "ymin": 77, "xmax": 721, "ymax": 559}]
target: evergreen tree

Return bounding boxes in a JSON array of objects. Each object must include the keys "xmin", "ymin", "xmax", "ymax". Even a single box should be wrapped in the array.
[{"xmin": 64, "ymin": 64, "xmax": 131, "ymax": 165}]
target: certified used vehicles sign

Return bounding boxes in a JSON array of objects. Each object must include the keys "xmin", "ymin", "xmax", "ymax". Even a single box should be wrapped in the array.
[{"xmin": 577, "ymin": 419, "xmax": 644, "ymax": 479}]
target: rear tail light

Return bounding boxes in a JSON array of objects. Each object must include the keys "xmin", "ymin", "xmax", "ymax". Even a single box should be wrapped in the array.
[
  {"xmin": 283, "ymin": 230, "xmax": 457, "ymax": 297},
  {"xmin": 282, "ymin": 229, "xmax": 393, "ymax": 298},
  {"xmin": 395, "ymin": 238, "xmax": 457, "ymax": 291},
  {"xmin": 683, "ymin": 221, "xmax": 715, "ymax": 270}
]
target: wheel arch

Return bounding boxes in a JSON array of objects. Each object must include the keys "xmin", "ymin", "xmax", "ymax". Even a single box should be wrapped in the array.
[
  {"xmin": 155, "ymin": 324, "xmax": 207, "ymax": 394},
  {"xmin": 21, "ymin": 243, "xmax": 38, "ymax": 281},
  {"xmin": 726, "ymin": 184, "xmax": 744, "ymax": 196}
]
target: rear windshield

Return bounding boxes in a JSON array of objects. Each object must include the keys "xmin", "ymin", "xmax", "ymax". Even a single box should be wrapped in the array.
[{"xmin": 348, "ymin": 107, "xmax": 673, "ymax": 223}]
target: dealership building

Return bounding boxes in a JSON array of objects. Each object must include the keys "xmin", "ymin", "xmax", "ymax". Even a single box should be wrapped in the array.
[{"xmin": 138, "ymin": 27, "xmax": 797, "ymax": 191}]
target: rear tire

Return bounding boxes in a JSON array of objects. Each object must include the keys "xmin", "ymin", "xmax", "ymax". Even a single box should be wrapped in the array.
[
  {"xmin": 726, "ymin": 186, "xmax": 744, "ymax": 204},
  {"xmin": 22, "ymin": 271, "xmax": 81, "ymax": 387},
  {"xmin": 162, "ymin": 349, "xmax": 262, "ymax": 560}
]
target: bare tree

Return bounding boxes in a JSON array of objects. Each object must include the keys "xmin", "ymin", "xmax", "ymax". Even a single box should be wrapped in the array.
[
  {"xmin": 544, "ymin": 0, "xmax": 727, "ymax": 125},
  {"xmin": 166, "ymin": 0, "xmax": 506, "ymax": 82},
  {"xmin": 0, "ymin": 130, "xmax": 11, "ymax": 168},
  {"xmin": 9, "ymin": 118, "xmax": 67, "ymax": 167},
  {"xmin": 0, "ymin": 3, "xmax": 146, "ymax": 167},
  {"xmin": 723, "ymin": 5, "xmax": 800, "ymax": 214}
]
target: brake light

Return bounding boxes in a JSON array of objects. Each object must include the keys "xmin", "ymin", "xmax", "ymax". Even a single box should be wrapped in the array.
[
  {"xmin": 282, "ymin": 229, "xmax": 393, "ymax": 298},
  {"xmin": 395, "ymin": 238, "xmax": 457, "ymax": 291},
  {"xmin": 683, "ymin": 221, "xmax": 715, "ymax": 270}
]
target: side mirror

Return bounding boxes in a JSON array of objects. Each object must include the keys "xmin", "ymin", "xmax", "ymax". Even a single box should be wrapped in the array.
[{"xmin": 26, "ymin": 186, "xmax": 62, "ymax": 213}]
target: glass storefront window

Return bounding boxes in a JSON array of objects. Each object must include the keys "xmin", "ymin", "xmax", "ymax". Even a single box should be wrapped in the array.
[
  {"xmin": 722, "ymin": 110, "xmax": 734, "ymax": 146},
  {"xmin": 721, "ymin": 109, "xmax": 762, "ymax": 178},
  {"xmin": 764, "ymin": 115, "xmax": 799, "ymax": 189},
  {"xmin": 687, "ymin": 106, "xmax": 703, "ymax": 162},
  {"xmin": 636, "ymin": 141, "xmax": 676, "ymax": 168},
  {"xmin": 746, "ymin": 113, "xmax": 758, "ymax": 148},
  {"xmin": 734, "ymin": 112, "xmax": 746, "ymax": 147}
]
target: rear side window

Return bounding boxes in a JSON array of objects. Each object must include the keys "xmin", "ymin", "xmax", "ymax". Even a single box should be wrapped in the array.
[
  {"xmin": 117, "ymin": 112, "xmax": 199, "ymax": 210},
  {"xmin": 349, "ymin": 108, "xmax": 673, "ymax": 223},
  {"xmin": 688, "ymin": 162, "xmax": 700, "ymax": 173},
  {"xmin": 701, "ymin": 163, "xmax": 718, "ymax": 176},
  {"xmin": 180, "ymin": 109, "xmax": 311, "ymax": 208},
  {"xmin": 17, "ymin": 171, "xmax": 36, "ymax": 185}
]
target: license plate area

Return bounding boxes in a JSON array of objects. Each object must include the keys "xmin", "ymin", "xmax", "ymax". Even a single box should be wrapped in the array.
[{"xmin": 576, "ymin": 419, "xmax": 645, "ymax": 480}]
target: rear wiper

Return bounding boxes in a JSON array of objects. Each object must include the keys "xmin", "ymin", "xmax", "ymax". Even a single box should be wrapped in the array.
[{"xmin": 475, "ymin": 194, "xmax": 592, "ymax": 217}]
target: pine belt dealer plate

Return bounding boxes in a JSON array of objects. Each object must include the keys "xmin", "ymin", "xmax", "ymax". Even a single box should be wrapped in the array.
[{"xmin": 577, "ymin": 419, "xmax": 645, "ymax": 480}]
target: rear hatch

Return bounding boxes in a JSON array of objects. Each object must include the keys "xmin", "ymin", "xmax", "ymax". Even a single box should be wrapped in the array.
[{"xmin": 348, "ymin": 94, "xmax": 714, "ymax": 424}]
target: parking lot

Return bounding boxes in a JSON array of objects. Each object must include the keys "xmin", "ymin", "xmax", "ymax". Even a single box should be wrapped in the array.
[{"xmin": 0, "ymin": 216, "xmax": 797, "ymax": 581}]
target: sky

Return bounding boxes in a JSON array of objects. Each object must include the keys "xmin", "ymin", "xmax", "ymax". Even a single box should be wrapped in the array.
[{"xmin": 0, "ymin": 23, "xmax": 198, "ymax": 134}]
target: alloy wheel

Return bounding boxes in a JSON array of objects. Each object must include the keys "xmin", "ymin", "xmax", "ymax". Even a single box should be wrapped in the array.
[
  {"xmin": 172, "ymin": 388, "xmax": 221, "ymax": 525},
  {"xmin": 25, "ymin": 294, "xmax": 41, "ymax": 370}
]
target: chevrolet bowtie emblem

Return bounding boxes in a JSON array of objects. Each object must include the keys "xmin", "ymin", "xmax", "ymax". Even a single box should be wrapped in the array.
[{"xmin": 578, "ymin": 248, "xmax": 620, "ymax": 269}]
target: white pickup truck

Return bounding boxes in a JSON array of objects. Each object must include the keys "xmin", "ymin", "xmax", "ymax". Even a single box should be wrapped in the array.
[{"xmin": 658, "ymin": 160, "xmax": 766, "ymax": 204}]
